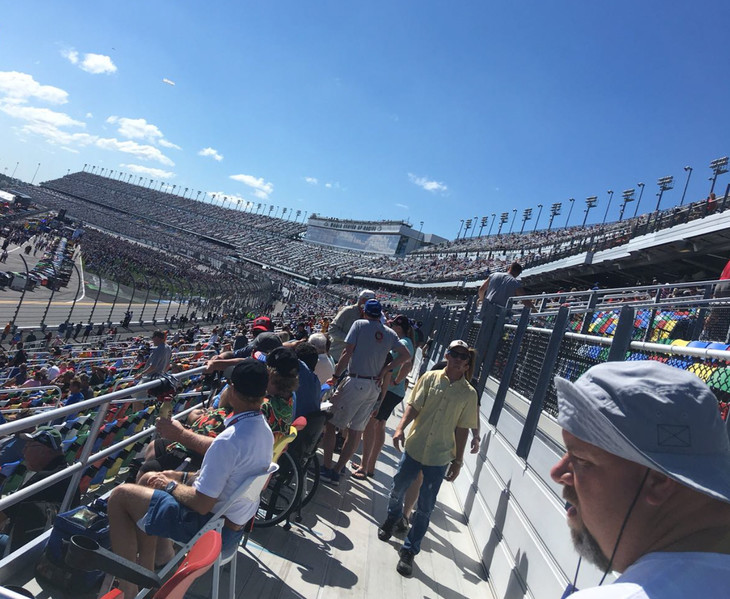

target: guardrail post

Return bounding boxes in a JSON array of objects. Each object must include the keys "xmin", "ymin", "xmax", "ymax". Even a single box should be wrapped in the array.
[
  {"xmin": 607, "ymin": 305, "xmax": 635, "ymax": 361},
  {"xmin": 489, "ymin": 306, "xmax": 531, "ymax": 426},
  {"xmin": 695, "ymin": 283, "xmax": 714, "ymax": 341},
  {"xmin": 643, "ymin": 286, "xmax": 664, "ymax": 342},
  {"xmin": 580, "ymin": 290, "xmax": 598, "ymax": 335},
  {"xmin": 106, "ymin": 277, "xmax": 121, "ymax": 325},
  {"xmin": 517, "ymin": 305, "xmax": 570, "ymax": 460},
  {"xmin": 474, "ymin": 303, "xmax": 508, "ymax": 396}
]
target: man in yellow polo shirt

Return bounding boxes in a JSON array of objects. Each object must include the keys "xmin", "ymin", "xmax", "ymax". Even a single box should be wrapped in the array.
[{"xmin": 378, "ymin": 339, "xmax": 479, "ymax": 577}]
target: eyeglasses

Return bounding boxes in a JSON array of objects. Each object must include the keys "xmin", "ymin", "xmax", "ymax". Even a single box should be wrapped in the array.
[{"xmin": 448, "ymin": 350, "xmax": 470, "ymax": 360}]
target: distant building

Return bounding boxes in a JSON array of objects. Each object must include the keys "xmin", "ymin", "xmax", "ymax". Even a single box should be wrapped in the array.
[{"xmin": 305, "ymin": 216, "xmax": 447, "ymax": 256}]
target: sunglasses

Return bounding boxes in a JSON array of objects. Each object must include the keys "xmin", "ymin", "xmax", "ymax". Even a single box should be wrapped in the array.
[{"xmin": 448, "ymin": 350, "xmax": 470, "ymax": 360}]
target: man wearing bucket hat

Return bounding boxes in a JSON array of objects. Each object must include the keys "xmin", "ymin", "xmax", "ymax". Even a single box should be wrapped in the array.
[{"xmin": 550, "ymin": 360, "xmax": 730, "ymax": 597}]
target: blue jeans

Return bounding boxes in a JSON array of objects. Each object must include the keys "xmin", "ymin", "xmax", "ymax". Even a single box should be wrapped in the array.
[{"xmin": 387, "ymin": 451, "xmax": 448, "ymax": 555}]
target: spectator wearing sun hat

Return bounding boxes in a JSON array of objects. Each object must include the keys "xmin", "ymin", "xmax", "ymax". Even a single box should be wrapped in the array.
[{"xmin": 550, "ymin": 360, "xmax": 730, "ymax": 598}]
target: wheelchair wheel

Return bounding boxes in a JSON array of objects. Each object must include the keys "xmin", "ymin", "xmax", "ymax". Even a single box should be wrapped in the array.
[
  {"xmin": 300, "ymin": 453, "xmax": 320, "ymax": 508},
  {"xmin": 256, "ymin": 452, "xmax": 301, "ymax": 528}
]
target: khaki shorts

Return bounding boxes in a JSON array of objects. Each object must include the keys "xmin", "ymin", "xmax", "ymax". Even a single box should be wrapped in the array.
[{"xmin": 329, "ymin": 376, "xmax": 380, "ymax": 432}]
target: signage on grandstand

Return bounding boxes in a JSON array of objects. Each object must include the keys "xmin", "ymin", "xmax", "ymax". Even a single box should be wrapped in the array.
[
  {"xmin": 0, "ymin": 190, "xmax": 15, "ymax": 204},
  {"xmin": 308, "ymin": 217, "xmax": 404, "ymax": 234}
]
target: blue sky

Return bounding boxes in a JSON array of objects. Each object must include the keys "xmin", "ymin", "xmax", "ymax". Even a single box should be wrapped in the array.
[{"xmin": 1, "ymin": 1, "xmax": 730, "ymax": 239}]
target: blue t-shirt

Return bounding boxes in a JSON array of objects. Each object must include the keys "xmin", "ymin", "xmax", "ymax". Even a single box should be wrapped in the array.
[
  {"xmin": 388, "ymin": 337, "xmax": 414, "ymax": 398},
  {"xmin": 294, "ymin": 361, "xmax": 321, "ymax": 418}
]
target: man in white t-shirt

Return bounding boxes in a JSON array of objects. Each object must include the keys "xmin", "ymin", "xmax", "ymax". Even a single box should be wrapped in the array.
[
  {"xmin": 551, "ymin": 361, "xmax": 730, "ymax": 598},
  {"xmin": 108, "ymin": 359, "xmax": 273, "ymax": 599}
]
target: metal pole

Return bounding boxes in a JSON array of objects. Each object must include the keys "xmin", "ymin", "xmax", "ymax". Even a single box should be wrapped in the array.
[
  {"xmin": 517, "ymin": 306, "xmax": 570, "ymax": 459},
  {"xmin": 633, "ymin": 183, "xmax": 645, "ymax": 218},
  {"xmin": 565, "ymin": 199, "xmax": 575, "ymax": 228},
  {"xmin": 88, "ymin": 265, "xmax": 105, "ymax": 325},
  {"xmin": 10, "ymin": 255, "xmax": 30, "ymax": 329},
  {"xmin": 40, "ymin": 264, "xmax": 59, "ymax": 329},
  {"xmin": 151, "ymin": 275, "xmax": 164, "ymax": 325},
  {"xmin": 680, "ymin": 167, "xmax": 692, "ymax": 206},
  {"xmin": 106, "ymin": 275, "xmax": 122, "ymax": 326},
  {"xmin": 139, "ymin": 274, "xmax": 151, "ymax": 324}
]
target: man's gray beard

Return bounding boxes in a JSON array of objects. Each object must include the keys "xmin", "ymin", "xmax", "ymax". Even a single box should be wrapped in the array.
[{"xmin": 570, "ymin": 525, "xmax": 612, "ymax": 572}]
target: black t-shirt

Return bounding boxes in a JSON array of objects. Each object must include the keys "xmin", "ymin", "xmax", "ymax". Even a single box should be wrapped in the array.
[{"xmin": 4, "ymin": 455, "xmax": 81, "ymax": 550}]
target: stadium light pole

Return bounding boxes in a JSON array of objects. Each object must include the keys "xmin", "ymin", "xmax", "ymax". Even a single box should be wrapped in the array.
[
  {"xmin": 582, "ymin": 196, "xmax": 597, "ymax": 227},
  {"xmin": 533, "ymin": 204, "xmax": 543, "ymax": 232},
  {"xmin": 709, "ymin": 156, "xmax": 729, "ymax": 195},
  {"xmin": 564, "ymin": 198, "xmax": 575, "ymax": 228},
  {"xmin": 479, "ymin": 216, "xmax": 488, "ymax": 236},
  {"xmin": 508, "ymin": 208, "xmax": 518, "ymax": 234},
  {"xmin": 634, "ymin": 183, "xmax": 645, "ymax": 218},
  {"xmin": 471, "ymin": 215, "xmax": 478, "ymax": 237},
  {"xmin": 679, "ymin": 166, "xmax": 692, "ymax": 206},
  {"xmin": 464, "ymin": 218, "xmax": 472, "ymax": 238},
  {"xmin": 619, "ymin": 189, "xmax": 635, "ymax": 221},
  {"xmin": 457, "ymin": 219, "xmax": 465, "ymax": 239},
  {"xmin": 11, "ymin": 162, "xmax": 18, "ymax": 178},
  {"xmin": 655, "ymin": 176, "xmax": 674, "ymax": 212},
  {"xmin": 601, "ymin": 190, "xmax": 614, "ymax": 225},
  {"xmin": 487, "ymin": 213, "xmax": 496, "ymax": 237},
  {"xmin": 520, "ymin": 208, "xmax": 532, "ymax": 234},
  {"xmin": 497, "ymin": 212, "xmax": 509, "ymax": 235},
  {"xmin": 547, "ymin": 202, "xmax": 561, "ymax": 231},
  {"xmin": 30, "ymin": 162, "xmax": 41, "ymax": 185}
]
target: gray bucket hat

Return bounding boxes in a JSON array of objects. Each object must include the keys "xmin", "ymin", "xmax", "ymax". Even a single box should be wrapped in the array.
[{"xmin": 555, "ymin": 360, "xmax": 730, "ymax": 503}]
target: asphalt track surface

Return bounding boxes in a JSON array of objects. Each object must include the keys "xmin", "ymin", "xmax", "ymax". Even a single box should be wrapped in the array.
[{"xmin": 0, "ymin": 239, "xmax": 187, "ymax": 331}]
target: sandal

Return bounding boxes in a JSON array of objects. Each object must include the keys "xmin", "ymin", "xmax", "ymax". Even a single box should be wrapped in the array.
[{"xmin": 351, "ymin": 469, "xmax": 369, "ymax": 480}]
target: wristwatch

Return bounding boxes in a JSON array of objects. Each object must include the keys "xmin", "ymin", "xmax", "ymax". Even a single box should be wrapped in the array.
[{"xmin": 164, "ymin": 480, "xmax": 178, "ymax": 494}]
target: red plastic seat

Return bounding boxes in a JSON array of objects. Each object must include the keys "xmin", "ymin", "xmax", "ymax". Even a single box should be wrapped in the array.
[{"xmin": 99, "ymin": 530, "xmax": 222, "ymax": 599}]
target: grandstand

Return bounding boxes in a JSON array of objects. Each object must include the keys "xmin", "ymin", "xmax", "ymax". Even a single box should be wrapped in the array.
[{"xmin": 3, "ymin": 162, "xmax": 730, "ymax": 597}]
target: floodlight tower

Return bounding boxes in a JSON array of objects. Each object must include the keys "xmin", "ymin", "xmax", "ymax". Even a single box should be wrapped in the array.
[
  {"xmin": 487, "ymin": 213, "xmax": 496, "ymax": 236},
  {"xmin": 582, "ymin": 196, "xmax": 597, "ymax": 227},
  {"xmin": 457, "ymin": 219, "xmax": 465, "ymax": 239},
  {"xmin": 618, "ymin": 189, "xmax": 635, "ymax": 221},
  {"xmin": 655, "ymin": 176, "xmax": 674, "ymax": 212},
  {"xmin": 547, "ymin": 202, "xmax": 561, "ymax": 231},
  {"xmin": 601, "ymin": 190, "xmax": 614, "ymax": 225},
  {"xmin": 497, "ymin": 212, "xmax": 509, "ymax": 235},
  {"xmin": 479, "ymin": 216, "xmax": 488, "ymax": 236},
  {"xmin": 508, "ymin": 208, "xmax": 518, "ymax": 234},
  {"xmin": 520, "ymin": 208, "xmax": 532, "ymax": 234},
  {"xmin": 709, "ymin": 156, "xmax": 729, "ymax": 195}
]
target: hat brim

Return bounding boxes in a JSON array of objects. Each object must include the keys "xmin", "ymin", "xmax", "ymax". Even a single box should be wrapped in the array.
[{"xmin": 555, "ymin": 376, "xmax": 730, "ymax": 503}]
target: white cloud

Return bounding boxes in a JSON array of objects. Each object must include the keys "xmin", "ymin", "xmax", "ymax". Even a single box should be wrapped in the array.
[
  {"xmin": 62, "ymin": 49, "xmax": 117, "ymax": 74},
  {"xmin": 106, "ymin": 115, "xmax": 180, "ymax": 150},
  {"xmin": 396, "ymin": 203, "xmax": 409, "ymax": 209},
  {"xmin": 229, "ymin": 173, "xmax": 273, "ymax": 200},
  {"xmin": 21, "ymin": 122, "xmax": 97, "ymax": 147},
  {"xmin": 158, "ymin": 138, "xmax": 181, "ymax": 150},
  {"xmin": 0, "ymin": 71, "xmax": 68, "ymax": 104},
  {"xmin": 325, "ymin": 182, "xmax": 332, "ymax": 188},
  {"xmin": 162, "ymin": 78, "xmax": 176, "ymax": 86},
  {"xmin": 80, "ymin": 53, "xmax": 117, "ymax": 75},
  {"xmin": 304, "ymin": 176, "xmax": 318, "ymax": 185},
  {"xmin": 96, "ymin": 137, "xmax": 175, "ymax": 166},
  {"xmin": 0, "ymin": 102, "xmax": 84, "ymax": 128},
  {"xmin": 119, "ymin": 163, "xmax": 175, "ymax": 179},
  {"xmin": 61, "ymin": 49, "xmax": 79, "ymax": 65},
  {"xmin": 85, "ymin": 112, "xmax": 93, "ymax": 118},
  {"xmin": 408, "ymin": 172, "xmax": 448, "ymax": 193},
  {"xmin": 198, "ymin": 147, "xmax": 223, "ymax": 161}
]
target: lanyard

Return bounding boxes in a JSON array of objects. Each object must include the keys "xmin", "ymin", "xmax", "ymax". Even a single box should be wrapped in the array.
[{"xmin": 225, "ymin": 410, "xmax": 262, "ymax": 429}]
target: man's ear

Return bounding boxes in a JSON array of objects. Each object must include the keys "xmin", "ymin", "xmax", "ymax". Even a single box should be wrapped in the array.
[{"xmin": 643, "ymin": 470, "xmax": 678, "ymax": 507}]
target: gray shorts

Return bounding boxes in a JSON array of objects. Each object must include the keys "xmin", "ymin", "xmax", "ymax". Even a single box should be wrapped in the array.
[{"xmin": 329, "ymin": 376, "xmax": 380, "ymax": 432}]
